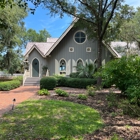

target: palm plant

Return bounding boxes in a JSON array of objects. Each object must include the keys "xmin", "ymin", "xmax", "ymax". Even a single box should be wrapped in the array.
[{"xmin": 76, "ymin": 62, "xmax": 96, "ymax": 78}]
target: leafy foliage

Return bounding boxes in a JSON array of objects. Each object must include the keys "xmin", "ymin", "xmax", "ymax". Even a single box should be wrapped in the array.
[
  {"xmin": 40, "ymin": 77, "xmax": 56, "ymax": 90},
  {"xmin": 75, "ymin": 62, "xmax": 96, "ymax": 78},
  {"xmin": 110, "ymin": 133, "xmax": 124, "ymax": 140},
  {"xmin": 126, "ymin": 86, "xmax": 140, "ymax": 105},
  {"xmin": 78, "ymin": 94, "xmax": 87, "ymax": 100},
  {"xmin": 106, "ymin": 91, "xmax": 119, "ymax": 108},
  {"xmin": 54, "ymin": 75, "xmax": 96, "ymax": 88},
  {"xmin": 87, "ymin": 85, "xmax": 96, "ymax": 97},
  {"xmin": 55, "ymin": 88, "xmax": 69, "ymax": 97},
  {"xmin": 0, "ymin": 79, "xmax": 21, "ymax": 91},
  {"xmin": 38, "ymin": 89, "xmax": 50, "ymax": 96},
  {"xmin": 56, "ymin": 77, "xmax": 69, "ymax": 87},
  {"xmin": 117, "ymin": 7, "xmax": 140, "ymax": 51},
  {"xmin": 31, "ymin": 0, "xmax": 128, "ymax": 73},
  {"xmin": 66, "ymin": 78, "xmax": 96, "ymax": 89},
  {"xmin": 69, "ymin": 72, "xmax": 79, "ymax": 78},
  {"xmin": 119, "ymin": 99, "xmax": 140, "ymax": 117},
  {"xmin": 23, "ymin": 28, "xmax": 51, "ymax": 44},
  {"xmin": 96, "ymin": 55, "xmax": 140, "ymax": 105},
  {"xmin": 0, "ymin": 3, "xmax": 27, "ymax": 72}
]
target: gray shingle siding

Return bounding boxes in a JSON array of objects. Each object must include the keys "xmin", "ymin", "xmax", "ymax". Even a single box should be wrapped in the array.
[
  {"xmin": 48, "ymin": 28, "xmax": 99, "ymax": 75},
  {"xmin": 26, "ymin": 27, "xmax": 115, "ymax": 77},
  {"xmin": 28, "ymin": 49, "xmax": 48, "ymax": 77}
]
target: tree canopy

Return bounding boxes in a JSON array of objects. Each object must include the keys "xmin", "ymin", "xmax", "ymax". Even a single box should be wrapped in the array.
[
  {"xmin": 34, "ymin": 0, "xmax": 126, "ymax": 69},
  {"xmin": 24, "ymin": 28, "xmax": 51, "ymax": 42},
  {"xmin": 32, "ymin": 0, "xmax": 131, "ymax": 85},
  {"xmin": 0, "ymin": 2, "xmax": 51, "ymax": 73}
]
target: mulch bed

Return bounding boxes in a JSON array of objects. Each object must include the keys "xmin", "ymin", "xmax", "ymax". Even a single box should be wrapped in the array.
[{"xmin": 30, "ymin": 87, "xmax": 140, "ymax": 140}]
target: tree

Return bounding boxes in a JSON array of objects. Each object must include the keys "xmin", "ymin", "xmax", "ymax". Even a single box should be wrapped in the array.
[
  {"xmin": 24, "ymin": 28, "xmax": 51, "ymax": 42},
  {"xmin": 31, "ymin": 0, "xmax": 127, "ymax": 85},
  {"xmin": 0, "ymin": 3, "xmax": 27, "ymax": 71},
  {"xmin": 118, "ymin": 7, "xmax": 140, "ymax": 48},
  {"xmin": 0, "ymin": 0, "xmax": 29, "ymax": 29},
  {"xmin": 105, "ymin": 4, "xmax": 135, "ymax": 42}
]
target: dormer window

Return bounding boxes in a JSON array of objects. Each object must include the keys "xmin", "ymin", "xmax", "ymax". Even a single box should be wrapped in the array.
[{"xmin": 74, "ymin": 31, "xmax": 86, "ymax": 44}]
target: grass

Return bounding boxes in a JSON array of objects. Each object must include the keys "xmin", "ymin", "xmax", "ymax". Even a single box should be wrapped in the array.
[{"xmin": 0, "ymin": 100, "xmax": 103, "ymax": 139}]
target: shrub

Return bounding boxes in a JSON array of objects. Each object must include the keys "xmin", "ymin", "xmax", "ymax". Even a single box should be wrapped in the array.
[
  {"xmin": 55, "ymin": 88, "xmax": 69, "ymax": 97},
  {"xmin": 56, "ymin": 77, "xmax": 69, "ymax": 87},
  {"xmin": 110, "ymin": 133, "xmax": 123, "ymax": 140},
  {"xmin": 69, "ymin": 72, "xmax": 79, "ymax": 78},
  {"xmin": 40, "ymin": 77, "xmax": 56, "ymax": 90},
  {"xmin": 95, "ymin": 55, "xmax": 140, "ymax": 104},
  {"xmin": 126, "ymin": 85, "xmax": 140, "ymax": 105},
  {"xmin": 76, "ymin": 62, "xmax": 96, "ymax": 78},
  {"xmin": 106, "ymin": 91, "xmax": 118, "ymax": 107},
  {"xmin": 0, "ymin": 80, "xmax": 21, "ymax": 91},
  {"xmin": 52, "ymin": 76, "xmax": 96, "ymax": 89},
  {"xmin": 78, "ymin": 94, "xmax": 87, "ymax": 100},
  {"xmin": 38, "ymin": 89, "xmax": 50, "ymax": 96},
  {"xmin": 66, "ymin": 78, "xmax": 96, "ymax": 88},
  {"xmin": 87, "ymin": 85, "xmax": 96, "ymax": 96},
  {"xmin": 13, "ymin": 76, "xmax": 23, "ymax": 85},
  {"xmin": 119, "ymin": 99, "xmax": 140, "ymax": 117}
]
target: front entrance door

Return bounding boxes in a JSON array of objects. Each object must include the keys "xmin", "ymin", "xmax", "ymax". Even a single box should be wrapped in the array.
[{"xmin": 32, "ymin": 58, "xmax": 39, "ymax": 77}]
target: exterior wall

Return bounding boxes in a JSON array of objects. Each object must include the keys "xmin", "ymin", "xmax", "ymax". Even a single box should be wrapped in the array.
[
  {"xmin": 28, "ymin": 49, "xmax": 48, "ymax": 77},
  {"xmin": 47, "ymin": 28, "xmax": 99, "ymax": 76},
  {"xmin": 27, "ymin": 28, "xmax": 114, "ymax": 77},
  {"xmin": 102, "ymin": 45, "xmax": 114, "ymax": 65}
]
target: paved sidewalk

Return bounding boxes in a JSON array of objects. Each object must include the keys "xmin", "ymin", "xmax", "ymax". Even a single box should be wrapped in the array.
[{"xmin": 0, "ymin": 86, "xmax": 39, "ymax": 117}]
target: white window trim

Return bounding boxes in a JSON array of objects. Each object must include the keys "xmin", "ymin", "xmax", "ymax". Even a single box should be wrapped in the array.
[
  {"xmin": 76, "ymin": 58, "xmax": 84, "ymax": 66},
  {"xmin": 59, "ymin": 58, "xmax": 67, "ymax": 75},
  {"xmin": 73, "ymin": 30, "xmax": 87, "ymax": 44}
]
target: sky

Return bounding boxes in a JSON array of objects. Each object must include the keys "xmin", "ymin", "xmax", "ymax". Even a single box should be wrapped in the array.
[{"xmin": 24, "ymin": 0, "xmax": 140, "ymax": 38}]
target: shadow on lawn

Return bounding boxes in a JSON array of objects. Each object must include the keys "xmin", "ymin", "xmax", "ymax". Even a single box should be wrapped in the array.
[{"xmin": 0, "ymin": 100, "xmax": 103, "ymax": 139}]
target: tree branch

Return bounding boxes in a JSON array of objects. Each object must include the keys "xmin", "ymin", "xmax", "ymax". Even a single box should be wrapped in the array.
[
  {"xmin": 77, "ymin": 0, "xmax": 98, "ymax": 18},
  {"xmin": 101, "ymin": 0, "xmax": 119, "ymax": 39},
  {"xmin": 55, "ymin": 0, "xmax": 97, "ymax": 26}
]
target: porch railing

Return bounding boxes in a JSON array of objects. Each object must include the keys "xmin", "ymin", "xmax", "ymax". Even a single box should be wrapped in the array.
[{"xmin": 23, "ymin": 70, "xmax": 30, "ymax": 86}]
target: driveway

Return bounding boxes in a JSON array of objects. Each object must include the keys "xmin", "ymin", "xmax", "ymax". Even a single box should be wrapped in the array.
[{"xmin": 0, "ymin": 86, "xmax": 39, "ymax": 117}]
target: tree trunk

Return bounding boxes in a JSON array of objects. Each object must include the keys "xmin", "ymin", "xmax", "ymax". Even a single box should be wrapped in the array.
[{"xmin": 97, "ymin": 38, "xmax": 102, "ymax": 86}]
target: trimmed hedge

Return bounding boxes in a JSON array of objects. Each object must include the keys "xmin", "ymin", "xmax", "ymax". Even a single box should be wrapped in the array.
[
  {"xmin": 56, "ymin": 77, "xmax": 69, "ymax": 87},
  {"xmin": 66, "ymin": 78, "xmax": 96, "ymax": 88},
  {"xmin": 40, "ymin": 77, "xmax": 56, "ymax": 90},
  {"xmin": 56, "ymin": 77, "xmax": 96, "ymax": 88},
  {"xmin": 0, "ymin": 80, "xmax": 21, "ymax": 91}
]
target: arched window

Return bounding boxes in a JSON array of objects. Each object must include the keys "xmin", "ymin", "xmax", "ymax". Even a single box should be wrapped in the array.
[
  {"xmin": 77, "ymin": 59, "xmax": 83, "ymax": 66},
  {"xmin": 60, "ymin": 59, "xmax": 66, "ymax": 71}
]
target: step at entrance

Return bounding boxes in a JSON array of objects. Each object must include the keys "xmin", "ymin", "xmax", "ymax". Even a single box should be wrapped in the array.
[{"xmin": 24, "ymin": 77, "xmax": 40, "ymax": 86}]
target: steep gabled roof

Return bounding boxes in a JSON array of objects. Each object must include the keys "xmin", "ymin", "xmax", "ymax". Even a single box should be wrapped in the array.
[
  {"xmin": 24, "ymin": 38, "xmax": 58, "ymax": 58},
  {"xmin": 24, "ymin": 18, "xmax": 121, "ymax": 59},
  {"xmin": 103, "ymin": 42, "xmax": 121, "ymax": 58},
  {"xmin": 45, "ymin": 18, "xmax": 79, "ymax": 56}
]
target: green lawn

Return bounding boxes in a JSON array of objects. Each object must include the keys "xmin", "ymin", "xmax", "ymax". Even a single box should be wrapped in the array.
[{"xmin": 0, "ymin": 100, "xmax": 103, "ymax": 139}]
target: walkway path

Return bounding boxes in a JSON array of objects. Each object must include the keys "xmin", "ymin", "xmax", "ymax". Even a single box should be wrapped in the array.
[{"xmin": 0, "ymin": 86, "xmax": 39, "ymax": 117}]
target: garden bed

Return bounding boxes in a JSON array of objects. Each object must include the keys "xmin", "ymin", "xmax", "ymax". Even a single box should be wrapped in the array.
[{"xmin": 30, "ymin": 87, "xmax": 140, "ymax": 140}]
